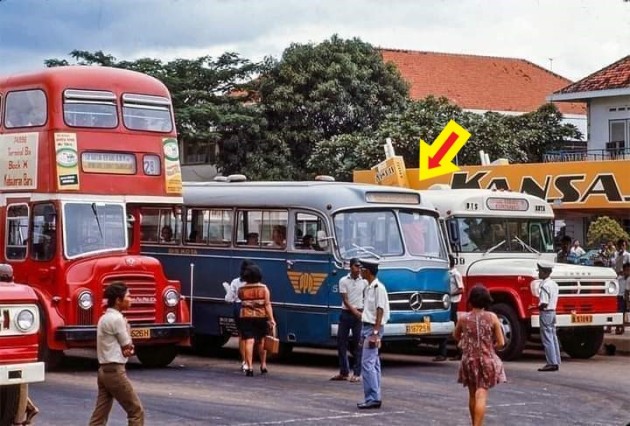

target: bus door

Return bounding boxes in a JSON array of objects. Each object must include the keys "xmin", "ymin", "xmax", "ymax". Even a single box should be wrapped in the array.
[
  {"xmin": 27, "ymin": 202, "xmax": 58, "ymax": 289},
  {"xmin": 282, "ymin": 210, "xmax": 335, "ymax": 345},
  {"xmin": 3, "ymin": 201, "xmax": 29, "ymax": 274}
]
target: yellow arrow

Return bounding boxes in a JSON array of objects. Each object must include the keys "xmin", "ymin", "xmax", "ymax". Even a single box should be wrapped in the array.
[{"xmin": 419, "ymin": 120, "xmax": 471, "ymax": 181}]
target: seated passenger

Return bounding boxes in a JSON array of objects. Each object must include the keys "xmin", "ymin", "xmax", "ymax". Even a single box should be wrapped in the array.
[
  {"xmin": 245, "ymin": 232, "xmax": 259, "ymax": 246},
  {"xmin": 300, "ymin": 234, "xmax": 314, "ymax": 250},
  {"xmin": 161, "ymin": 225, "xmax": 174, "ymax": 243},
  {"xmin": 267, "ymin": 225, "xmax": 286, "ymax": 249}
]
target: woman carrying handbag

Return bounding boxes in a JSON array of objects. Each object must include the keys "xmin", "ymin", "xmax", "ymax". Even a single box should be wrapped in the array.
[{"xmin": 238, "ymin": 264, "xmax": 276, "ymax": 376}]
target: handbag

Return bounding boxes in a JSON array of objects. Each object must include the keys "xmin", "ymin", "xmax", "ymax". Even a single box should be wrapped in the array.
[{"xmin": 263, "ymin": 325, "xmax": 280, "ymax": 354}]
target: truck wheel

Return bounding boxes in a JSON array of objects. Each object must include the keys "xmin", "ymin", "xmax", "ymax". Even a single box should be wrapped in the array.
[
  {"xmin": 491, "ymin": 303, "xmax": 526, "ymax": 361},
  {"xmin": 560, "ymin": 327, "xmax": 604, "ymax": 359},
  {"xmin": 135, "ymin": 344, "xmax": 178, "ymax": 368},
  {"xmin": 0, "ymin": 385, "xmax": 21, "ymax": 425},
  {"xmin": 191, "ymin": 333, "xmax": 231, "ymax": 356}
]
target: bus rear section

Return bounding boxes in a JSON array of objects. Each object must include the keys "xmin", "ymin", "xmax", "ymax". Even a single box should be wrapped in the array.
[{"xmin": 141, "ymin": 181, "xmax": 454, "ymax": 354}]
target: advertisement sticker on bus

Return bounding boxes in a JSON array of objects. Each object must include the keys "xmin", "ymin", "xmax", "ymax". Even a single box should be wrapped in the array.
[
  {"xmin": 0, "ymin": 133, "xmax": 38, "ymax": 190},
  {"xmin": 54, "ymin": 133, "xmax": 80, "ymax": 190},
  {"xmin": 163, "ymin": 138, "xmax": 182, "ymax": 194}
]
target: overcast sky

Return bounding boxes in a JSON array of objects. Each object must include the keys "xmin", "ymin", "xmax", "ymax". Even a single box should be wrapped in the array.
[{"xmin": 1, "ymin": 0, "xmax": 628, "ymax": 82}]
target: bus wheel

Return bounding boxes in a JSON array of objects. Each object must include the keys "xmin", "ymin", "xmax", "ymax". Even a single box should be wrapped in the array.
[
  {"xmin": 135, "ymin": 345, "xmax": 178, "ymax": 368},
  {"xmin": 560, "ymin": 327, "xmax": 604, "ymax": 359},
  {"xmin": 0, "ymin": 385, "xmax": 22, "ymax": 425},
  {"xmin": 191, "ymin": 333, "xmax": 231, "ymax": 356},
  {"xmin": 491, "ymin": 303, "xmax": 526, "ymax": 361}
]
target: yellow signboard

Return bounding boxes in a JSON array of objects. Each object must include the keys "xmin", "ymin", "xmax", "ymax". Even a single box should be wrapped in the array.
[
  {"xmin": 372, "ymin": 156, "xmax": 409, "ymax": 188},
  {"xmin": 354, "ymin": 160, "xmax": 630, "ymax": 210}
]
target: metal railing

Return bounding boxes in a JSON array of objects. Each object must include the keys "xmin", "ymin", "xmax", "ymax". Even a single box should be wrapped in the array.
[{"xmin": 543, "ymin": 148, "xmax": 630, "ymax": 163}]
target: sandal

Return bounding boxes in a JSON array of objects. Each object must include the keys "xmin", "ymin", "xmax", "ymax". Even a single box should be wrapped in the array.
[
  {"xmin": 330, "ymin": 374, "xmax": 348, "ymax": 381},
  {"xmin": 349, "ymin": 375, "xmax": 361, "ymax": 383}
]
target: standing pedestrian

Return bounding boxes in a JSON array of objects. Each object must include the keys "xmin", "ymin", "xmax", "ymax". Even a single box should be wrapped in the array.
[
  {"xmin": 331, "ymin": 258, "xmax": 367, "ymax": 383},
  {"xmin": 238, "ymin": 264, "xmax": 276, "ymax": 376},
  {"xmin": 224, "ymin": 259, "xmax": 256, "ymax": 371},
  {"xmin": 89, "ymin": 282, "xmax": 144, "ymax": 426},
  {"xmin": 357, "ymin": 258, "xmax": 390, "ymax": 410},
  {"xmin": 616, "ymin": 262, "xmax": 630, "ymax": 334},
  {"xmin": 615, "ymin": 239, "xmax": 630, "ymax": 275},
  {"xmin": 455, "ymin": 285, "xmax": 506, "ymax": 426},
  {"xmin": 536, "ymin": 261, "xmax": 561, "ymax": 372},
  {"xmin": 556, "ymin": 235, "xmax": 572, "ymax": 264},
  {"xmin": 434, "ymin": 255, "xmax": 464, "ymax": 361}
]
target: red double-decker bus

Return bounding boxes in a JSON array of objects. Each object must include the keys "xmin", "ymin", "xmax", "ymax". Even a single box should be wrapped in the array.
[{"xmin": 0, "ymin": 66, "xmax": 191, "ymax": 368}]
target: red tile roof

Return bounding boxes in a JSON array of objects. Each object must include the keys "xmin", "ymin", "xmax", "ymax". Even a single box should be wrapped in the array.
[
  {"xmin": 555, "ymin": 55, "xmax": 630, "ymax": 95},
  {"xmin": 381, "ymin": 49, "xmax": 585, "ymax": 115}
]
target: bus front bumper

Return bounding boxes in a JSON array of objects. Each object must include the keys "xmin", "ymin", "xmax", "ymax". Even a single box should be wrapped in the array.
[
  {"xmin": 56, "ymin": 324, "xmax": 192, "ymax": 343},
  {"xmin": 331, "ymin": 321, "xmax": 454, "ymax": 339},
  {"xmin": 531, "ymin": 313, "xmax": 623, "ymax": 328},
  {"xmin": 0, "ymin": 361, "xmax": 45, "ymax": 386}
]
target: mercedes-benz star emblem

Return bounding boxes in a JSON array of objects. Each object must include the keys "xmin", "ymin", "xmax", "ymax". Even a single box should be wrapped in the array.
[{"xmin": 409, "ymin": 292, "xmax": 423, "ymax": 311}]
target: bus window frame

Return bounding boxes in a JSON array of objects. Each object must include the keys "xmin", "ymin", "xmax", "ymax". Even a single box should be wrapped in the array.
[
  {"xmin": 183, "ymin": 207, "xmax": 233, "ymax": 246},
  {"xmin": 4, "ymin": 89, "xmax": 47, "ymax": 128},
  {"xmin": 235, "ymin": 209, "xmax": 288, "ymax": 250},
  {"xmin": 30, "ymin": 202, "xmax": 57, "ymax": 262},
  {"xmin": 63, "ymin": 89, "xmax": 118, "ymax": 129},
  {"xmin": 5, "ymin": 203, "xmax": 30, "ymax": 261},
  {"xmin": 290, "ymin": 210, "xmax": 330, "ymax": 252},
  {"xmin": 121, "ymin": 93, "xmax": 173, "ymax": 133}
]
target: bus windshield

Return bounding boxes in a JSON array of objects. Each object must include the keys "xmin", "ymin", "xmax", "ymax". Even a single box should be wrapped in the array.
[
  {"xmin": 63, "ymin": 202, "xmax": 127, "ymax": 257},
  {"xmin": 449, "ymin": 217, "xmax": 554, "ymax": 253},
  {"xmin": 333, "ymin": 209, "xmax": 446, "ymax": 260}
]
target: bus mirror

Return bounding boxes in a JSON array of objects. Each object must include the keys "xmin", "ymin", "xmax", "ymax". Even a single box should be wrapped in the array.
[{"xmin": 316, "ymin": 230, "xmax": 329, "ymax": 249}]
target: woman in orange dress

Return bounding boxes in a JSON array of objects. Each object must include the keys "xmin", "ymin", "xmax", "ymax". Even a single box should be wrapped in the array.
[{"xmin": 454, "ymin": 285, "xmax": 506, "ymax": 426}]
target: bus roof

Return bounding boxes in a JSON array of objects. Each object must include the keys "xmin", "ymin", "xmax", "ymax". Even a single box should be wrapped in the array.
[
  {"xmin": 183, "ymin": 181, "xmax": 437, "ymax": 214},
  {"xmin": 420, "ymin": 187, "xmax": 553, "ymax": 219},
  {"xmin": 0, "ymin": 66, "xmax": 170, "ymax": 97}
]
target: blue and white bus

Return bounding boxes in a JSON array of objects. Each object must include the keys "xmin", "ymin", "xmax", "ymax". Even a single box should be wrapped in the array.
[{"xmin": 140, "ymin": 179, "xmax": 453, "ymax": 354}]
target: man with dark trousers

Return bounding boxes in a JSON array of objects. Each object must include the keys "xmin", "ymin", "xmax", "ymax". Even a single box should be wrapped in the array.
[{"xmin": 357, "ymin": 258, "xmax": 390, "ymax": 409}]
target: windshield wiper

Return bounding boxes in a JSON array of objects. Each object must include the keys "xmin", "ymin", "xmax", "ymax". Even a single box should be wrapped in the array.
[
  {"xmin": 91, "ymin": 203, "xmax": 104, "ymax": 239},
  {"xmin": 350, "ymin": 243, "xmax": 381, "ymax": 260},
  {"xmin": 513, "ymin": 236, "xmax": 540, "ymax": 254},
  {"xmin": 485, "ymin": 239, "xmax": 506, "ymax": 254}
]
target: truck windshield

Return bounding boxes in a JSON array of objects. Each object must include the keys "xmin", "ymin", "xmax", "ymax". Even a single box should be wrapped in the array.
[
  {"xmin": 449, "ymin": 217, "xmax": 554, "ymax": 253},
  {"xmin": 333, "ymin": 209, "xmax": 446, "ymax": 260},
  {"xmin": 63, "ymin": 202, "xmax": 127, "ymax": 257}
]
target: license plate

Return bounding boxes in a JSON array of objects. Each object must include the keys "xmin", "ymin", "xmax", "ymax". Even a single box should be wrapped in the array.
[
  {"xmin": 406, "ymin": 322, "xmax": 431, "ymax": 335},
  {"xmin": 130, "ymin": 328, "xmax": 151, "ymax": 339},
  {"xmin": 571, "ymin": 314, "xmax": 593, "ymax": 324}
]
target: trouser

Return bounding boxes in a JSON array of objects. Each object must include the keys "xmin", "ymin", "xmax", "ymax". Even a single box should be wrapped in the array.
[
  {"xmin": 437, "ymin": 302, "xmax": 459, "ymax": 357},
  {"xmin": 540, "ymin": 310, "xmax": 561, "ymax": 366},
  {"xmin": 89, "ymin": 364, "xmax": 144, "ymax": 426},
  {"xmin": 361, "ymin": 324, "xmax": 383, "ymax": 403},
  {"xmin": 337, "ymin": 310, "xmax": 363, "ymax": 376}
]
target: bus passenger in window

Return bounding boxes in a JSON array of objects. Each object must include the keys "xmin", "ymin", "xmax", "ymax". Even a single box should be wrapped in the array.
[
  {"xmin": 301, "ymin": 234, "xmax": 314, "ymax": 250},
  {"xmin": 267, "ymin": 225, "xmax": 286, "ymax": 249},
  {"xmin": 160, "ymin": 225, "xmax": 174, "ymax": 243},
  {"xmin": 246, "ymin": 232, "xmax": 259, "ymax": 246}
]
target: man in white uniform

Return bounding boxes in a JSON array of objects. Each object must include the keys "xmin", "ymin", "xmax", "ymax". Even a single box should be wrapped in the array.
[{"xmin": 536, "ymin": 261, "xmax": 561, "ymax": 372}]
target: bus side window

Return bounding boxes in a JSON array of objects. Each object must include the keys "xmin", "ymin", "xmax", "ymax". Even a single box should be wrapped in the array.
[
  {"xmin": 6, "ymin": 204, "xmax": 29, "ymax": 260},
  {"xmin": 293, "ymin": 212, "xmax": 328, "ymax": 251},
  {"xmin": 31, "ymin": 203, "xmax": 56, "ymax": 261},
  {"xmin": 5, "ymin": 89, "xmax": 46, "ymax": 128}
]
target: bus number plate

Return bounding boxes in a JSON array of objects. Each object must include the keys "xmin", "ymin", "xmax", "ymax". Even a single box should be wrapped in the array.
[
  {"xmin": 571, "ymin": 314, "xmax": 593, "ymax": 324},
  {"xmin": 406, "ymin": 322, "xmax": 431, "ymax": 335},
  {"xmin": 131, "ymin": 328, "xmax": 151, "ymax": 339}
]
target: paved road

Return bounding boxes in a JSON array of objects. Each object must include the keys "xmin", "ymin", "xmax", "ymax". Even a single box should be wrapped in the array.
[{"xmin": 29, "ymin": 342, "xmax": 630, "ymax": 425}]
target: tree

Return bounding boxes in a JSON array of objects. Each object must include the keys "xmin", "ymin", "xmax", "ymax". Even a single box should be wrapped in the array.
[
  {"xmin": 587, "ymin": 216, "xmax": 630, "ymax": 248},
  {"xmin": 259, "ymin": 35, "xmax": 409, "ymax": 178}
]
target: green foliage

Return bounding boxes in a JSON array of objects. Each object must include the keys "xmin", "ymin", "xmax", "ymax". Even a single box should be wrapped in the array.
[
  {"xmin": 587, "ymin": 216, "xmax": 630, "ymax": 248},
  {"xmin": 259, "ymin": 35, "xmax": 409, "ymax": 178}
]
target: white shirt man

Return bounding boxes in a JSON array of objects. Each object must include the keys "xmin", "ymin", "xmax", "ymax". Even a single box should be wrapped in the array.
[
  {"xmin": 449, "ymin": 266, "xmax": 464, "ymax": 304},
  {"xmin": 536, "ymin": 261, "xmax": 561, "ymax": 372}
]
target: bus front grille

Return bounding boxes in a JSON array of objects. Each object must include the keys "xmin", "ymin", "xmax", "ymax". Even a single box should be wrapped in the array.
[
  {"xmin": 77, "ymin": 306, "xmax": 93, "ymax": 325},
  {"xmin": 103, "ymin": 276, "xmax": 157, "ymax": 323},
  {"xmin": 388, "ymin": 291, "xmax": 447, "ymax": 312},
  {"xmin": 558, "ymin": 281, "xmax": 610, "ymax": 296}
]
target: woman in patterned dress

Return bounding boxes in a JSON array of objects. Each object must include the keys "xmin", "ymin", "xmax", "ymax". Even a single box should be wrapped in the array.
[{"xmin": 454, "ymin": 285, "xmax": 506, "ymax": 426}]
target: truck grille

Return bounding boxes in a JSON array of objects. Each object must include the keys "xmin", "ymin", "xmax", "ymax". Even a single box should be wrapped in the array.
[
  {"xmin": 103, "ymin": 276, "xmax": 157, "ymax": 323},
  {"xmin": 77, "ymin": 306, "xmax": 93, "ymax": 325},
  {"xmin": 388, "ymin": 291, "xmax": 447, "ymax": 311},
  {"xmin": 557, "ymin": 281, "xmax": 610, "ymax": 296}
]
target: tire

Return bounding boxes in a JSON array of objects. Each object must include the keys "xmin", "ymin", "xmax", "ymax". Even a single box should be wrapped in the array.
[
  {"xmin": 191, "ymin": 333, "xmax": 231, "ymax": 356},
  {"xmin": 0, "ymin": 385, "xmax": 21, "ymax": 426},
  {"xmin": 490, "ymin": 303, "xmax": 527, "ymax": 361},
  {"xmin": 135, "ymin": 344, "xmax": 178, "ymax": 368},
  {"xmin": 560, "ymin": 327, "xmax": 605, "ymax": 359}
]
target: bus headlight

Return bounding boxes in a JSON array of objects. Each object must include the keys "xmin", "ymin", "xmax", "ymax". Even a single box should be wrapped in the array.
[
  {"xmin": 15, "ymin": 309, "xmax": 35, "ymax": 331},
  {"xmin": 166, "ymin": 312, "xmax": 176, "ymax": 324},
  {"xmin": 78, "ymin": 291, "xmax": 94, "ymax": 310},
  {"xmin": 606, "ymin": 281, "xmax": 619, "ymax": 295},
  {"xmin": 442, "ymin": 294, "xmax": 451, "ymax": 309},
  {"xmin": 164, "ymin": 290, "xmax": 179, "ymax": 307}
]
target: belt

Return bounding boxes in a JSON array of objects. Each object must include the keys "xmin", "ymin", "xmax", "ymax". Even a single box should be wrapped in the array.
[
  {"xmin": 539, "ymin": 308, "xmax": 556, "ymax": 312},
  {"xmin": 362, "ymin": 322, "xmax": 375, "ymax": 326},
  {"xmin": 100, "ymin": 362, "xmax": 125, "ymax": 367}
]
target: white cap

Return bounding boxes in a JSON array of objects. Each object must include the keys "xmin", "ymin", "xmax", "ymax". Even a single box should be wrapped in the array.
[{"xmin": 537, "ymin": 260, "xmax": 554, "ymax": 271}]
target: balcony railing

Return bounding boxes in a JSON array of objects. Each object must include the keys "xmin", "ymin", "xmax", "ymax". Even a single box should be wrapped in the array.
[{"xmin": 543, "ymin": 148, "xmax": 630, "ymax": 163}]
